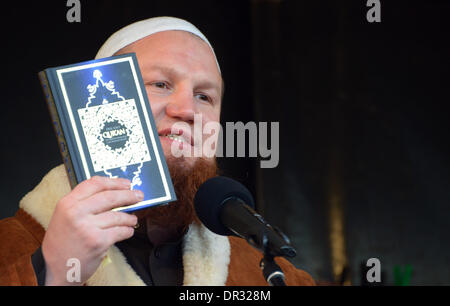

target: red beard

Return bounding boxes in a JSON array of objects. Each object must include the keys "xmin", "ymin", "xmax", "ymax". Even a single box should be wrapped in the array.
[{"xmin": 134, "ymin": 157, "xmax": 218, "ymax": 236}]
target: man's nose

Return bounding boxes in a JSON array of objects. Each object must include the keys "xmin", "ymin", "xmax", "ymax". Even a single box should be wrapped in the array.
[{"xmin": 165, "ymin": 88, "xmax": 196, "ymax": 123}]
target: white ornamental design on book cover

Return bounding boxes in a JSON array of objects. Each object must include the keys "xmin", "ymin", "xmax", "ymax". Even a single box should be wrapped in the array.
[{"xmin": 77, "ymin": 69, "xmax": 151, "ymax": 184}]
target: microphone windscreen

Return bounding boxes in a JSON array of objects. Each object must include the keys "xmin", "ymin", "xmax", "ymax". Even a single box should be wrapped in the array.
[{"xmin": 194, "ymin": 176, "xmax": 255, "ymax": 236}]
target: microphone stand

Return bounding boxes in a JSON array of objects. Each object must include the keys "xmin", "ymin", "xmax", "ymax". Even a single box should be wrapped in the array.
[
  {"xmin": 260, "ymin": 253, "xmax": 286, "ymax": 286},
  {"xmin": 259, "ymin": 231, "xmax": 287, "ymax": 286}
]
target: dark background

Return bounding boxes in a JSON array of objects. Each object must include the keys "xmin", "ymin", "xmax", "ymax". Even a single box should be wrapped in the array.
[{"xmin": 1, "ymin": 0, "xmax": 449, "ymax": 285}]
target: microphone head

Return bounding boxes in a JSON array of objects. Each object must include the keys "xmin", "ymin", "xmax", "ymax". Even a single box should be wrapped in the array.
[{"xmin": 194, "ymin": 176, "xmax": 255, "ymax": 236}]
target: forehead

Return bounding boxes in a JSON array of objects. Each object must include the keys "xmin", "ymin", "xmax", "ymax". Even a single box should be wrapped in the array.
[{"xmin": 118, "ymin": 31, "xmax": 221, "ymax": 82}]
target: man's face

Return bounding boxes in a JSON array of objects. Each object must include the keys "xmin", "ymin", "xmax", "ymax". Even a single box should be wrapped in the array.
[{"xmin": 116, "ymin": 31, "xmax": 222, "ymax": 169}]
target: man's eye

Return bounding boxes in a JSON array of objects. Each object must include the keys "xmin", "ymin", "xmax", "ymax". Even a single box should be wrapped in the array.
[
  {"xmin": 153, "ymin": 82, "xmax": 169, "ymax": 89},
  {"xmin": 196, "ymin": 93, "xmax": 211, "ymax": 103}
]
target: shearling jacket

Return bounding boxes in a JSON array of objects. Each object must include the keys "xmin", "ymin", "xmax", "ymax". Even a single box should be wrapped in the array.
[{"xmin": 0, "ymin": 165, "xmax": 315, "ymax": 286}]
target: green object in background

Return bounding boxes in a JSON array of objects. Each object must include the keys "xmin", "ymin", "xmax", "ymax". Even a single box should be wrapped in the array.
[{"xmin": 394, "ymin": 265, "xmax": 413, "ymax": 286}]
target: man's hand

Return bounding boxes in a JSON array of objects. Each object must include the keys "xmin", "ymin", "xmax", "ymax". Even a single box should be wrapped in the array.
[{"xmin": 41, "ymin": 176, "xmax": 142, "ymax": 285}]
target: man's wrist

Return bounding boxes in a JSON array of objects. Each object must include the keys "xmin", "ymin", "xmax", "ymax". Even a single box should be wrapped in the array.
[{"xmin": 44, "ymin": 267, "xmax": 84, "ymax": 286}]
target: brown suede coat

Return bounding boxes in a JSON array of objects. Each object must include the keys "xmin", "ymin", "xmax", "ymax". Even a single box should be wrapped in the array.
[{"xmin": 0, "ymin": 166, "xmax": 315, "ymax": 286}]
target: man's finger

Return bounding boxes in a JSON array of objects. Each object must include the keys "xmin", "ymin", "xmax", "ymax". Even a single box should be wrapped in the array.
[
  {"xmin": 93, "ymin": 211, "xmax": 138, "ymax": 229},
  {"xmin": 84, "ymin": 189, "xmax": 144, "ymax": 214},
  {"xmin": 103, "ymin": 226, "xmax": 135, "ymax": 246},
  {"xmin": 71, "ymin": 176, "xmax": 131, "ymax": 201}
]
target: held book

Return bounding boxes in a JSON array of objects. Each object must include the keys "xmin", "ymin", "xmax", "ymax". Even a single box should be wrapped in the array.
[{"xmin": 38, "ymin": 53, "xmax": 176, "ymax": 212}]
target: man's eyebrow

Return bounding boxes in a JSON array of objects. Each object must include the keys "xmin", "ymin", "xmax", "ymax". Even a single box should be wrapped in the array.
[
  {"xmin": 196, "ymin": 80, "xmax": 221, "ymax": 95},
  {"xmin": 146, "ymin": 64, "xmax": 179, "ymax": 78}
]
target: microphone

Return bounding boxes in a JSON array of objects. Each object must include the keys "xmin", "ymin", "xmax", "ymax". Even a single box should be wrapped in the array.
[{"xmin": 194, "ymin": 176, "xmax": 296, "ymax": 259}]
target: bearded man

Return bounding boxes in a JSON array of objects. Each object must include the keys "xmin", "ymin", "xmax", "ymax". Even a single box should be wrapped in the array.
[{"xmin": 0, "ymin": 17, "xmax": 315, "ymax": 286}]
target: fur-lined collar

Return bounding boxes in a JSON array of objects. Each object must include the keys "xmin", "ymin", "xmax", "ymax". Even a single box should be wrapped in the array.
[{"xmin": 19, "ymin": 165, "xmax": 230, "ymax": 286}]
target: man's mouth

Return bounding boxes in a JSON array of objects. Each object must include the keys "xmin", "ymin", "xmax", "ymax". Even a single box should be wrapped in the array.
[
  {"xmin": 158, "ymin": 128, "xmax": 194, "ymax": 147},
  {"xmin": 162, "ymin": 134, "xmax": 186, "ymax": 144}
]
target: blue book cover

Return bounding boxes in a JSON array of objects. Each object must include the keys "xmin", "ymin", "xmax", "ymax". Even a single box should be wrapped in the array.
[{"xmin": 38, "ymin": 53, "xmax": 176, "ymax": 212}]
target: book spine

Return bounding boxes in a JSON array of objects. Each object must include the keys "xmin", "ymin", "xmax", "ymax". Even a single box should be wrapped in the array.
[{"xmin": 38, "ymin": 71, "xmax": 78, "ymax": 189}]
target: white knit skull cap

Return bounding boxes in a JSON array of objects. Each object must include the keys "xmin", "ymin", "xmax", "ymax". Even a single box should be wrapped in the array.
[{"xmin": 95, "ymin": 16, "xmax": 220, "ymax": 73}]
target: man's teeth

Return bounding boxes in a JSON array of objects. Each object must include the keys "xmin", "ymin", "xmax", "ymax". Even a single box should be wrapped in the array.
[{"xmin": 164, "ymin": 134, "xmax": 185, "ymax": 143}]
